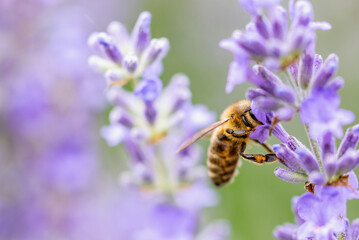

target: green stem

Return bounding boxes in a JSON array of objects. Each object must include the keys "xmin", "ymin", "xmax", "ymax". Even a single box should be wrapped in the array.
[{"xmin": 304, "ymin": 124, "xmax": 323, "ymax": 169}]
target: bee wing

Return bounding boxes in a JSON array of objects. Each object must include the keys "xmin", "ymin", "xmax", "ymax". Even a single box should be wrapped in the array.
[{"xmin": 176, "ymin": 118, "xmax": 231, "ymax": 153}]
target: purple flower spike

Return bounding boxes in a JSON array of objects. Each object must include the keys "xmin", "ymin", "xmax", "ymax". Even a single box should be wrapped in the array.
[
  {"xmin": 131, "ymin": 11, "xmax": 152, "ymax": 54},
  {"xmin": 312, "ymin": 54, "xmax": 339, "ymax": 89},
  {"xmin": 274, "ymin": 167, "xmax": 307, "ymax": 183},
  {"xmin": 273, "ymin": 223, "xmax": 297, "ymax": 240},
  {"xmin": 300, "ymin": 87, "xmax": 355, "ymax": 139},
  {"xmin": 337, "ymin": 124, "xmax": 359, "ymax": 158}
]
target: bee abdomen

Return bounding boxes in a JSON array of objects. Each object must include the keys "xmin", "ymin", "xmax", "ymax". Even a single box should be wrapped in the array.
[{"xmin": 207, "ymin": 141, "xmax": 241, "ymax": 187}]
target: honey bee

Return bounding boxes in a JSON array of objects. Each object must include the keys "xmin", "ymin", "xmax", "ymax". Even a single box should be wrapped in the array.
[{"xmin": 177, "ymin": 100, "xmax": 279, "ymax": 187}]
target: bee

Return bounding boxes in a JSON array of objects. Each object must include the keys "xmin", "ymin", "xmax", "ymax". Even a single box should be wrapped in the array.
[{"xmin": 177, "ymin": 100, "xmax": 279, "ymax": 187}]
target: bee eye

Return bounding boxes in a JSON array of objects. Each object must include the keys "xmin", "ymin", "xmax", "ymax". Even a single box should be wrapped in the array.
[
  {"xmin": 249, "ymin": 109, "xmax": 259, "ymax": 122},
  {"xmin": 230, "ymin": 114, "xmax": 235, "ymax": 118},
  {"xmin": 226, "ymin": 129, "xmax": 234, "ymax": 134}
]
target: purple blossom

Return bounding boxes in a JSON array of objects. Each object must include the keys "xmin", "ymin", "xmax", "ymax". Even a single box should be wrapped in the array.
[
  {"xmin": 221, "ymin": 0, "xmax": 330, "ymax": 92},
  {"xmin": 102, "ymin": 74, "xmax": 215, "ymax": 145},
  {"xmin": 300, "ymin": 87, "xmax": 355, "ymax": 139},
  {"xmin": 296, "ymin": 187, "xmax": 347, "ymax": 239},
  {"xmin": 88, "ymin": 12, "xmax": 169, "ymax": 87},
  {"xmin": 249, "ymin": 101, "xmax": 290, "ymax": 143}
]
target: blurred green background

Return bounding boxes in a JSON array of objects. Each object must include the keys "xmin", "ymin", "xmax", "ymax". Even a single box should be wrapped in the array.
[{"xmin": 96, "ymin": 0, "xmax": 359, "ymax": 239}]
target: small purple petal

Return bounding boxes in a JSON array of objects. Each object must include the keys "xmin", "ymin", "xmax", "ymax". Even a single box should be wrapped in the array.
[
  {"xmin": 271, "ymin": 6, "xmax": 287, "ymax": 40},
  {"xmin": 255, "ymin": 15, "xmax": 270, "ymax": 39},
  {"xmin": 323, "ymin": 155, "xmax": 338, "ymax": 180},
  {"xmin": 134, "ymin": 78, "xmax": 163, "ymax": 103},
  {"xmin": 351, "ymin": 219, "xmax": 359, "ymax": 240},
  {"xmin": 142, "ymin": 38, "xmax": 170, "ymax": 65},
  {"xmin": 237, "ymin": 33, "xmax": 268, "ymax": 58},
  {"xmin": 296, "ymin": 149, "xmax": 320, "ymax": 173},
  {"xmin": 326, "ymin": 76, "xmax": 344, "ymax": 92},
  {"xmin": 104, "ymin": 68, "xmax": 127, "ymax": 82},
  {"xmin": 337, "ymin": 150, "xmax": 359, "ymax": 176},
  {"xmin": 250, "ymin": 125, "xmax": 270, "ymax": 143},
  {"xmin": 122, "ymin": 53, "xmax": 139, "ymax": 73},
  {"xmin": 96, "ymin": 32, "xmax": 123, "ymax": 63},
  {"xmin": 238, "ymin": 0, "xmax": 282, "ymax": 15},
  {"xmin": 337, "ymin": 124, "xmax": 359, "ymax": 158},
  {"xmin": 320, "ymin": 132, "xmax": 336, "ymax": 159},
  {"xmin": 226, "ymin": 61, "xmax": 248, "ymax": 93},
  {"xmin": 273, "ymin": 85, "xmax": 296, "ymax": 104},
  {"xmin": 246, "ymin": 88, "xmax": 268, "ymax": 100},
  {"xmin": 101, "ymin": 124, "xmax": 127, "ymax": 146},
  {"xmin": 273, "ymin": 144, "xmax": 305, "ymax": 173},
  {"xmin": 300, "ymin": 52, "xmax": 314, "ymax": 88},
  {"xmin": 313, "ymin": 54, "xmax": 323, "ymax": 74},
  {"xmin": 300, "ymin": 87, "xmax": 353, "ymax": 139},
  {"xmin": 273, "ymin": 223, "xmax": 297, "ymax": 240},
  {"xmin": 308, "ymin": 171, "xmax": 325, "ymax": 185},
  {"xmin": 272, "ymin": 123, "xmax": 290, "ymax": 143},
  {"xmin": 274, "ymin": 167, "xmax": 308, "ymax": 183},
  {"xmin": 253, "ymin": 96, "xmax": 281, "ymax": 111},
  {"xmin": 292, "ymin": 0, "xmax": 313, "ymax": 27},
  {"xmin": 275, "ymin": 106, "xmax": 296, "ymax": 121},
  {"xmin": 311, "ymin": 21, "xmax": 332, "ymax": 31},
  {"xmin": 107, "ymin": 21, "xmax": 130, "ymax": 46},
  {"xmin": 131, "ymin": 11, "xmax": 152, "ymax": 54},
  {"xmin": 312, "ymin": 54, "xmax": 339, "ymax": 89},
  {"xmin": 109, "ymin": 107, "xmax": 133, "ymax": 127}
]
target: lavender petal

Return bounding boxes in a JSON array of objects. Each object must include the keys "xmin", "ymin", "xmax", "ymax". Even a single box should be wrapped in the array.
[
  {"xmin": 274, "ymin": 167, "xmax": 308, "ymax": 183},
  {"xmin": 337, "ymin": 124, "xmax": 359, "ymax": 158}
]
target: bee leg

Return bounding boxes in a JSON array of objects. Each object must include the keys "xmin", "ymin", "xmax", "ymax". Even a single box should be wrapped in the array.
[
  {"xmin": 240, "ymin": 153, "xmax": 278, "ymax": 164},
  {"xmin": 252, "ymin": 139, "xmax": 273, "ymax": 153}
]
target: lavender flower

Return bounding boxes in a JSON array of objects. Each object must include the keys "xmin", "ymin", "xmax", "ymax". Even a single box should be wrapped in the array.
[
  {"xmin": 300, "ymin": 86, "xmax": 354, "ymax": 139},
  {"xmin": 90, "ymin": 11, "xmax": 232, "ymax": 240},
  {"xmin": 102, "ymin": 74, "xmax": 215, "ymax": 146},
  {"xmin": 88, "ymin": 11, "xmax": 169, "ymax": 87},
  {"xmin": 273, "ymin": 125, "xmax": 359, "ymax": 189},
  {"xmin": 221, "ymin": 0, "xmax": 330, "ymax": 93}
]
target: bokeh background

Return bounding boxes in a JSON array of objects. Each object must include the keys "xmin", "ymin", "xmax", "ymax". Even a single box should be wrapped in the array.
[{"xmin": 1, "ymin": 0, "xmax": 359, "ymax": 239}]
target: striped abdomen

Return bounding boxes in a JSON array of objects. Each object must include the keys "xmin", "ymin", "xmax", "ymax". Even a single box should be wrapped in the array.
[{"xmin": 207, "ymin": 131, "xmax": 244, "ymax": 187}]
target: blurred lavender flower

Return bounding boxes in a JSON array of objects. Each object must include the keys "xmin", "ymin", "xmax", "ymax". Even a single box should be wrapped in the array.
[
  {"xmin": 90, "ymin": 11, "xmax": 231, "ymax": 240},
  {"xmin": 88, "ymin": 11, "xmax": 169, "ymax": 87}
]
